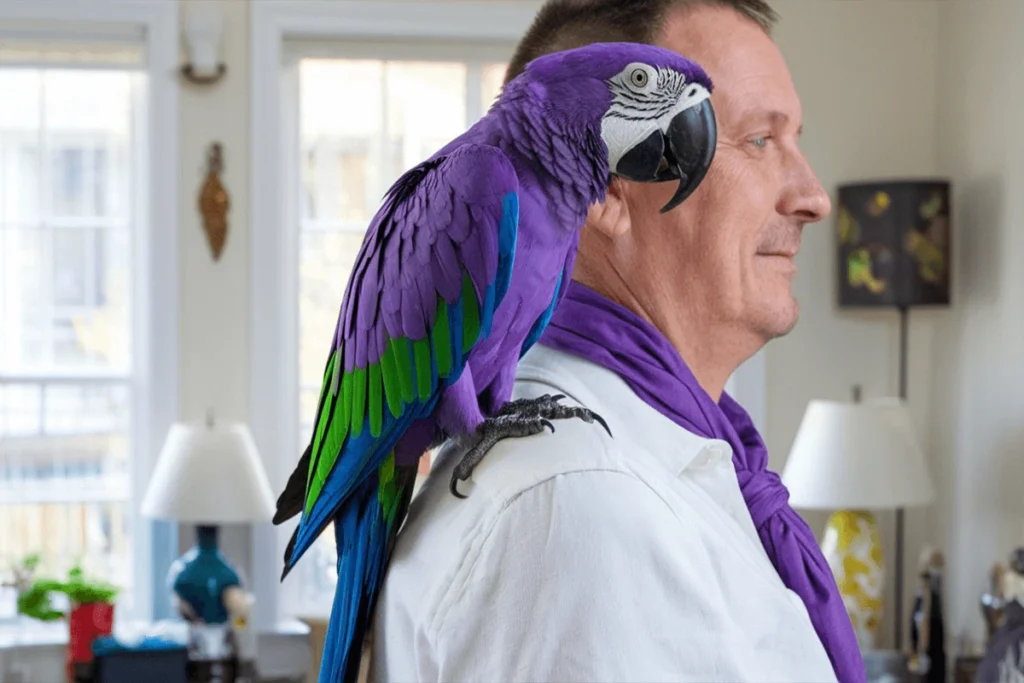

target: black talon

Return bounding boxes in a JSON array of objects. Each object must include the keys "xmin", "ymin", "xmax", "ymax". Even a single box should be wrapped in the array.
[
  {"xmin": 449, "ymin": 394, "xmax": 613, "ymax": 499},
  {"xmin": 450, "ymin": 474, "xmax": 468, "ymax": 499},
  {"xmin": 591, "ymin": 412, "xmax": 613, "ymax": 437}
]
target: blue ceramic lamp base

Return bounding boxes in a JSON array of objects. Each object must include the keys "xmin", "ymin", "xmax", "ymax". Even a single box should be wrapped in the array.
[{"xmin": 169, "ymin": 525, "xmax": 240, "ymax": 625}]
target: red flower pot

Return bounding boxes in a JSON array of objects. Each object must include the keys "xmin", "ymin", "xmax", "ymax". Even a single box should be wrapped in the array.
[{"xmin": 65, "ymin": 601, "xmax": 114, "ymax": 682}]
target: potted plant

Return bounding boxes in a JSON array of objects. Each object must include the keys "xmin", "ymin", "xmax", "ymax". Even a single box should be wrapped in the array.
[{"xmin": 16, "ymin": 561, "xmax": 119, "ymax": 683}]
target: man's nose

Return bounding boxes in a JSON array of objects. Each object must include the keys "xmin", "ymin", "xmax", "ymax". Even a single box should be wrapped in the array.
[{"xmin": 778, "ymin": 152, "xmax": 831, "ymax": 223}]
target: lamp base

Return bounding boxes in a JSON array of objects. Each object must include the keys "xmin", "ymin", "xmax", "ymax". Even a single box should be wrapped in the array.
[
  {"xmin": 821, "ymin": 510, "xmax": 884, "ymax": 651},
  {"xmin": 168, "ymin": 525, "xmax": 240, "ymax": 625}
]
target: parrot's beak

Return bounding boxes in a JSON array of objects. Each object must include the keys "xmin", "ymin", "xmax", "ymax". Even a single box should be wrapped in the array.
[
  {"xmin": 612, "ymin": 98, "xmax": 717, "ymax": 213},
  {"xmin": 660, "ymin": 98, "xmax": 717, "ymax": 213}
]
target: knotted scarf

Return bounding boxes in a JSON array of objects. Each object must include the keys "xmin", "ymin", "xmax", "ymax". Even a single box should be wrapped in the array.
[{"xmin": 539, "ymin": 280, "xmax": 865, "ymax": 683}]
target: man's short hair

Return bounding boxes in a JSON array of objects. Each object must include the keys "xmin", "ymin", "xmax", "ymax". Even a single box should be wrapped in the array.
[{"xmin": 504, "ymin": 0, "xmax": 778, "ymax": 85}]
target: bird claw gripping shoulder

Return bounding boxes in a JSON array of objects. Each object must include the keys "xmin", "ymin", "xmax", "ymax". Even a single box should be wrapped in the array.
[{"xmin": 449, "ymin": 393, "xmax": 612, "ymax": 498}]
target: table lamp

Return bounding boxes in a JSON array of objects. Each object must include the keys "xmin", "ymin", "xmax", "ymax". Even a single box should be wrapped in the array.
[
  {"xmin": 836, "ymin": 179, "xmax": 950, "ymax": 651},
  {"xmin": 781, "ymin": 392, "xmax": 935, "ymax": 652},
  {"xmin": 141, "ymin": 415, "xmax": 275, "ymax": 626}
]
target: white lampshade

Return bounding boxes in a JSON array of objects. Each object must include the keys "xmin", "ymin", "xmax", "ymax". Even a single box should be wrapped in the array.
[
  {"xmin": 782, "ymin": 397, "xmax": 935, "ymax": 510},
  {"xmin": 141, "ymin": 418, "xmax": 276, "ymax": 524}
]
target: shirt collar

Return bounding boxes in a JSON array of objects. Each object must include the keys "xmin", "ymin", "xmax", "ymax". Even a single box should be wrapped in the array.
[{"xmin": 517, "ymin": 345, "xmax": 720, "ymax": 476}]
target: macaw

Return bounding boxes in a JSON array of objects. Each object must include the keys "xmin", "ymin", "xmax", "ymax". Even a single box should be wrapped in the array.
[{"xmin": 272, "ymin": 42, "xmax": 718, "ymax": 683}]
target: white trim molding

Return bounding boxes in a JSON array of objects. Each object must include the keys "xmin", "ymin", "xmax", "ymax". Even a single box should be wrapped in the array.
[
  {"xmin": 249, "ymin": 0, "xmax": 541, "ymax": 628},
  {"xmin": 0, "ymin": 0, "xmax": 180, "ymax": 623}
]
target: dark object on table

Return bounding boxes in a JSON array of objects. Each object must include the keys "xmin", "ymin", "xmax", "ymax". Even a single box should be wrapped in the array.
[
  {"xmin": 91, "ymin": 633, "xmax": 189, "ymax": 683},
  {"xmin": 1010, "ymin": 548, "xmax": 1024, "ymax": 576},
  {"xmin": 908, "ymin": 548, "xmax": 946, "ymax": 683},
  {"xmin": 94, "ymin": 648, "xmax": 189, "ymax": 683},
  {"xmin": 187, "ymin": 656, "xmax": 239, "ymax": 682},
  {"xmin": 863, "ymin": 650, "xmax": 912, "ymax": 683},
  {"xmin": 982, "ymin": 563, "xmax": 1008, "ymax": 644},
  {"xmin": 978, "ymin": 601, "xmax": 1024, "ymax": 682},
  {"xmin": 954, "ymin": 655, "xmax": 982, "ymax": 683}
]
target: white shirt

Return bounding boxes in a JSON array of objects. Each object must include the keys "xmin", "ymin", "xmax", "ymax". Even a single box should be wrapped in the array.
[{"xmin": 372, "ymin": 345, "xmax": 837, "ymax": 683}]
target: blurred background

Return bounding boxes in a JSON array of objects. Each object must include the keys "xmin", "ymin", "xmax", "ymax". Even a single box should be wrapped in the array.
[{"xmin": 0, "ymin": 1, "xmax": 1021, "ymax": 681}]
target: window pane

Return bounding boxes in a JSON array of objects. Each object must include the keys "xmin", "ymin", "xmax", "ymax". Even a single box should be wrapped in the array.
[
  {"xmin": 300, "ymin": 60, "xmax": 383, "ymax": 225},
  {"xmin": 0, "ymin": 502, "xmax": 132, "ymax": 606},
  {"xmin": 384, "ymin": 62, "xmax": 466, "ymax": 174},
  {"xmin": 481, "ymin": 62, "xmax": 507, "ymax": 114},
  {"xmin": 0, "ymin": 381, "xmax": 133, "ymax": 608},
  {"xmin": 1, "ymin": 227, "xmax": 130, "ymax": 372},
  {"xmin": 298, "ymin": 231, "xmax": 364, "ymax": 413},
  {"xmin": 0, "ymin": 140, "xmax": 41, "ymax": 225},
  {"xmin": 0, "ymin": 62, "xmax": 138, "ymax": 620},
  {"xmin": 295, "ymin": 55, "xmax": 476, "ymax": 610},
  {"xmin": 1, "ymin": 228, "xmax": 48, "ymax": 369}
]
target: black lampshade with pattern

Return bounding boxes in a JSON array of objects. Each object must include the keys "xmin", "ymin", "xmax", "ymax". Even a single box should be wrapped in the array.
[{"xmin": 836, "ymin": 180, "xmax": 951, "ymax": 308}]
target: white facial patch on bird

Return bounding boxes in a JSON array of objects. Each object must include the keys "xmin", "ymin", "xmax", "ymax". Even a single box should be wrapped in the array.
[{"xmin": 600, "ymin": 62, "xmax": 711, "ymax": 172}]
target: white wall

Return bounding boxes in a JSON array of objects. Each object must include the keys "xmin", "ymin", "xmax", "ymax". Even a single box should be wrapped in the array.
[
  {"xmin": 765, "ymin": 0, "xmax": 942, "ymax": 651},
  {"xmin": 175, "ymin": 0, "xmax": 254, "ymax": 576},
  {"xmin": 930, "ymin": 0, "xmax": 1024, "ymax": 651}
]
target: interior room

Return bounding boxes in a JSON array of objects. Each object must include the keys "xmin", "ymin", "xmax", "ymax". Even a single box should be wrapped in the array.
[{"xmin": 0, "ymin": 0, "xmax": 1021, "ymax": 681}]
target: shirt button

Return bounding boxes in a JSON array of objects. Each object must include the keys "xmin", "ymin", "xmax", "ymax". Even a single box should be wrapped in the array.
[
  {"xmin": 707, "ymin": 443, "xmax": 730, "ymax": 465},
  {"xmin": 694, "ymin": 447, "xmax": 715, "ymax": 467}
]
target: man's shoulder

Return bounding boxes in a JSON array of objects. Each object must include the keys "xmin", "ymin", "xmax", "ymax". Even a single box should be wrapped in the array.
[{"xmin": 453, "ymin": 392, "xmax": 628, "ymax": 503}]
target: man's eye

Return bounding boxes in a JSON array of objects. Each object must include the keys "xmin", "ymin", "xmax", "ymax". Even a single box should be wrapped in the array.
[{"xmin": 750, "ymin": 137, "xmax": 768, "ymax": 149}]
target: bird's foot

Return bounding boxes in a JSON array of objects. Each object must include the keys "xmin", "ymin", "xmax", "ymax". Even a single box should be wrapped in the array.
[{"xmin": 450, "ymin": 394, "xmax": 611, "ymax": 498}]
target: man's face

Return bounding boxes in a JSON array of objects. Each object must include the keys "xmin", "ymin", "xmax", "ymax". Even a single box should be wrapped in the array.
[{"xmin": 620, "ymin": 6, "xmax": 831, "ymax": 342}]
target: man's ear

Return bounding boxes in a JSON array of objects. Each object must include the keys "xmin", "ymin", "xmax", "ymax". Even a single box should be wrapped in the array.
[{"xmin": 585, "ymin": 177, "xmax": 631, "ymax": 239}]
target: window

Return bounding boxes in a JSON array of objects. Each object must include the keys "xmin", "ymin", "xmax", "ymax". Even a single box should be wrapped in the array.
[
  {"xmin": 287, "ymin": 47, "xmax": 507, "ymax": 612},
  {"xmin": 0, "ymin": 61, "xmax": 144, "ymax": 618}
]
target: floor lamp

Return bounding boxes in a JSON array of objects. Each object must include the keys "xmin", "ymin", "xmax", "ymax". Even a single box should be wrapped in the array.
[{"xmin": 835, "ymin": 179, "xmax": 952, "ymax": 649}]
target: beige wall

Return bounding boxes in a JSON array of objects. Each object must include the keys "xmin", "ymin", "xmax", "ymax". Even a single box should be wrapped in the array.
[
  {"xmin": 931, "ymin": 0, "xmax": 1024, "ymax": 650},
  {"xmin": 176, "ymin": 0, "xmax": 253, "ymax": 573},
  {"xmin": 170, "ymin": 0, "xmax": 1023, "ymax": 657},
  {"xmin": 767, "ymin": 0, "xmax": 942, "ymax": 651}
]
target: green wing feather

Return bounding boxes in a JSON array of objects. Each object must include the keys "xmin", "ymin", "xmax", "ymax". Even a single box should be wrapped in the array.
[{"xmin": 303, "ymin": 272, "xmax": 484, "ymax": 516}]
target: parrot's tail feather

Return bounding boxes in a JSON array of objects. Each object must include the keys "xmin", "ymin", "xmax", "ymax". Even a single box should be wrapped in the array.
[
  {"xmin": 274, "ymin": 442, "xmax": 312, "ymax": 526},
  {"xmin": 319, "ymin": 461, "xmax": 416, "ymax": 683}
]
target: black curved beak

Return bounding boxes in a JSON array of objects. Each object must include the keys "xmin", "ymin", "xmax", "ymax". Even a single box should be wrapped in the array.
[{"xmin": 613, "ymin": 98, "xmax": 717, "ymax": 213}]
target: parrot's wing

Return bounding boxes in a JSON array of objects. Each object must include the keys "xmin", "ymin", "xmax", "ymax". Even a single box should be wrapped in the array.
[{"xmin": 279, "ymin": 143, "xmax": 519, "ymax": 570}]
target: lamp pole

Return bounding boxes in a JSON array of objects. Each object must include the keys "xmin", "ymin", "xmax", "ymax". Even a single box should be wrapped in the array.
[{"xmin": 895, "ymin": 304, "xmax": 909, "ymax": 651}]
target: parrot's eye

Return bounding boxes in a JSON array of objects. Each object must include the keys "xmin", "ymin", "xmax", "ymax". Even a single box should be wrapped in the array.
[
  {"xmin": 687, "ymin": 86, "xmax": 698, "ymax": 97},
  {"xmin": 630, "ymin": 69, "xmax": 649, "ymax": 88}
]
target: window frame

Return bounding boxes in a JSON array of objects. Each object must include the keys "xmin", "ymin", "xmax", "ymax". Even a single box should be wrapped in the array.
[
  {"xmin": 250, "ymin": 0, "xmax": 541, "ymax": 626},
  {"xmin": 0, "ymin": 0, "xmax": 179, "ymax": 623},
  {"xmin": 249, "ymin": 0, "xmax": 769, "ymax": 626}
]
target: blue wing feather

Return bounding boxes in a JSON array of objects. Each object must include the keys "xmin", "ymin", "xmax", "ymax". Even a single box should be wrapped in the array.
[{"xmin": 521, "ymin": 267, "xmax": 565, "ymax": 358}]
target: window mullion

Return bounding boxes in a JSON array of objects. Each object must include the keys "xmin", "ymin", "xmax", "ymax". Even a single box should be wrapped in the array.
[{"xmin": 466, "ymin": 61, "xmax": 482, "ymax": 125}]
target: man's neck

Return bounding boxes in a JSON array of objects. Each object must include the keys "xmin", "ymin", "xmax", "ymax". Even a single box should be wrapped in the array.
[{"xmin": 573, "ymin": 274, "xmax": 759, "ymax": 402}]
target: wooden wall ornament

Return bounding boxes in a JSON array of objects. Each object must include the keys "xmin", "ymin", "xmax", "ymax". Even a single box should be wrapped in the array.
[{"xmin": 199, "ymin": 142, "xmax": 230, "ymax": 261}]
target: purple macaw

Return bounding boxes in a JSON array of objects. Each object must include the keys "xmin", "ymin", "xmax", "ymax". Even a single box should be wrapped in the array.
[{"xmin": 272, "ymin": 42, "xmax": 716, "ymax": 683}]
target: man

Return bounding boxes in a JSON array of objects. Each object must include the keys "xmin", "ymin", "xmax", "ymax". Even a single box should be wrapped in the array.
[{"xmin": 372, "ymin": 1, "xmax": 864, "ymax": 681}]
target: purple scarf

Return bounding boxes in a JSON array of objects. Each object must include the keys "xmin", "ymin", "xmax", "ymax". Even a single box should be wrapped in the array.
[{"xmin": 538, "ymin": 281, "xmax": 865, "ymax": 683}]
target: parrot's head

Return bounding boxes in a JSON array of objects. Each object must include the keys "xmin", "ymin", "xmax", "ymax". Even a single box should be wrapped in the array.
[{"xmin": 514, "ymin": 42, "xmax": 717, "ymax": 213}]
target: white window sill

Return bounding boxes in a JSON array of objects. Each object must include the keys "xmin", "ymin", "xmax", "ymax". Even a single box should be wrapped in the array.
[{"xmin": 0, "ymin": 619, "xmax": 311, "ymax": 682}]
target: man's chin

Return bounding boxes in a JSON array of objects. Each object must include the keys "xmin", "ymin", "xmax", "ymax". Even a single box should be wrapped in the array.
[{"xmin": 756, "ymin": 297, "xmax": 800, "ymax": 341}]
